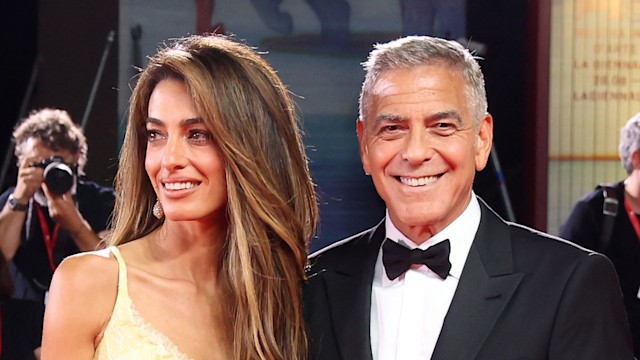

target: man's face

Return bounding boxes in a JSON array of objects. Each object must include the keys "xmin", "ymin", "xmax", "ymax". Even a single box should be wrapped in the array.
[
  {"xmin": 357, "ymin": 65, "xmax": 493, "ymax": 243},
  {"xmin": 18, "ymin": 138, "xmax": 79, "ymax": 203},
  {"xmin": 19, "ymin": 138, "xmax": 78, "ymax": 169}
]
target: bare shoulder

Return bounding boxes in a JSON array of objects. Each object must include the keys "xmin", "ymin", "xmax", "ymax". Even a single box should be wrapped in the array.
[
  {"xmin": 48, "ymin": 248, "xmax": 120, "ymax": 333},
  {"xmin": 55, "ymin": 248, "xmax": 118, "ymax": 291},
  {"xmin": 42, "ymin": 248, "xmax": 121, "ymax": 356}
]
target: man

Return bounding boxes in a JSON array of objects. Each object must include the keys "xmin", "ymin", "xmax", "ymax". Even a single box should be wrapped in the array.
[
  {"xmin": 303, "ymin": 36, "xmax": 633, "ymax": 359},
  {"xmin": 560, "ymin": 113, "xmax": 640, "ymax": 357},
  {"xmin": 0, "ymin": 108, "xmax": 115, "ymax": 360}
]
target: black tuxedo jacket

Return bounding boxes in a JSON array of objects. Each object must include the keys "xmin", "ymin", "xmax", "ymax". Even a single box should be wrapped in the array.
[{"xmin": 304, "ymin": 198, "xmax": 634, "ymax": 359}]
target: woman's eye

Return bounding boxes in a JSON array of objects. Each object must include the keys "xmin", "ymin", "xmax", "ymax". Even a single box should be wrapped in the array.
[
  {"xmin": 188, "ymin": 129, "xmax": 212, "ymax": 144},
  {"xmin": 146, "ymin": 129, "xmax": 164, "ymax": 142}
]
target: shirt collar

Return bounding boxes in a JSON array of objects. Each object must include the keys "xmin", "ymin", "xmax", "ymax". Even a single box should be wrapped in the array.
[{"xmin": 384, "ymin": 192, "xmax": 481, "ymax": 280}]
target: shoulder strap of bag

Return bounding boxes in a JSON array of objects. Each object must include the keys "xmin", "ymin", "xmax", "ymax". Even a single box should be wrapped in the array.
[{"xmin": 598, "ymin": 184, "xmax": 619, "ymax": 252}]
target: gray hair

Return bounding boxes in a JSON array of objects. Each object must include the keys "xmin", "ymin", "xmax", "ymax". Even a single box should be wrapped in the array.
[
  {"xmin": 358, "ymin": 36, "xmax": 487, "ymax": 131},
  {"xmin": 619, "ymin": 112, "xmax": 640, "ymax": 174},
  {"xmin": 13, "ymin": 108, "xmax": 88, "ymax": 174}
]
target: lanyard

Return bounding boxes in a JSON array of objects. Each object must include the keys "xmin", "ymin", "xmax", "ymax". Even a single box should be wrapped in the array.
[
  {"xmin": 623, "ymin": 197, "xmax": 640, "ymax": 243},
  {"xmin": 35, "ymin": 203, "xmax": 61, "ymax": 271}
]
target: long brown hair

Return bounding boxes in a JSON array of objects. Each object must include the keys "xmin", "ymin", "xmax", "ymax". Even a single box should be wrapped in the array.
[{"xmin": 108, "ymin": 35, "xmax": 318, "ymax": 360}]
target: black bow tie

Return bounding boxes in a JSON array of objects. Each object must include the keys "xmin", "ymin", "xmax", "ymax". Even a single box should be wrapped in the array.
[{"xmin": 382, "ymin": 239, "xmax": 452, "ymax": 280}]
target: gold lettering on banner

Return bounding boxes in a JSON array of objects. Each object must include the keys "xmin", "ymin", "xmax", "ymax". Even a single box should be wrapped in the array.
[
  {"xmin": 594, "ymin": 43, "xmax": 638, "ymax": 55},
  {"xmin": 549, "ymin": 0, "xmax": 640, "ymax": 157},
  {"xmin": 572, "ymin": 91, "xmax": 640, "ymax": 101},
  {"xmin": 593, "ymin": 75, "xmax": 628, "ymax": 87},
  {"xmin": 592, "ymin": 60, "xmax": 639, "ymax": 70},
  {"xmin": 548, "ymin": 0, "xmax": 640, "ymax": 229}
]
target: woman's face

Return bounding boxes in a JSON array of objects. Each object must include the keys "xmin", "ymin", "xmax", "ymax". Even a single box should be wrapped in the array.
[{"xmin": 144, "ymin": 78, "xmax": 228, "ymax": 223}]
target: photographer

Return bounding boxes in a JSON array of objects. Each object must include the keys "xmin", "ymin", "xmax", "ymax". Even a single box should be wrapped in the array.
[
  {"xmin": 560, "ymin": 112, "xmax": 640, "ymax": 356},
  {"xmin": 0, "ymin": 108, "xmax": 115, "ymax": 360}
]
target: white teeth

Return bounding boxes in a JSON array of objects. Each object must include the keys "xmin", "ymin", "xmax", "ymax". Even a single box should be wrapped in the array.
[
  {"xmin": 164, "ymin": 182, "xmax": 197, "ymax": 190},
  {"xmin": 399, "ymin": 176, "xmax": 438, "ymax": 187}
]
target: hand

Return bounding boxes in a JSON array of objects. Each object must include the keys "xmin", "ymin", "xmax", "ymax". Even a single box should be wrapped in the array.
[
  {"xmin": 42, "ymin": 184, "xmax": 84, "ymax": 234},
  {"xmin": 13, "ymin": 156, "xmax": 44, "ymax": 202}
]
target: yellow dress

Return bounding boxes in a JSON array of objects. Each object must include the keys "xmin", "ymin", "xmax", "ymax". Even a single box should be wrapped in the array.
[{"xmin": 93, "ymin": 246, "xmax": 192, "ymax": 360}]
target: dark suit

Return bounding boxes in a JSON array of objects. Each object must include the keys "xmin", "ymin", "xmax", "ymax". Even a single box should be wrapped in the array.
[
  {"xmin": 304, "ymin": 198, "xmax": 634, "ymax": 359},
  {"xmin": 559, "ymin": 181, "xmax": 640, "ymax": 357}
]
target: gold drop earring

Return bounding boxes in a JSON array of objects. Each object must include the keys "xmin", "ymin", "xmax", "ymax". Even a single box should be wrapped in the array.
[{"xmin": 152, "ymin": 199, "xmax": 164, "ymax": 219}]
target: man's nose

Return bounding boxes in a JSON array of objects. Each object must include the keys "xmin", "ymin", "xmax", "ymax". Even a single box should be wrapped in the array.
[{"xmin": 401, "ymin": 128, "xmax": 433, "ymax": 164}]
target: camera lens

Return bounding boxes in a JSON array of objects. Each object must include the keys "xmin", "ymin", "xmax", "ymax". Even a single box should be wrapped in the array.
[{"xmin": 44, "ymin": 162, "xmax": 74, "ymax": 195}]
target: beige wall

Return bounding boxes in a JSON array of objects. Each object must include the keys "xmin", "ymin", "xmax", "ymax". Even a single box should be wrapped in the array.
[{"xmin": 548, "ymin": 0, "xmax": 640, "ymax": 232}]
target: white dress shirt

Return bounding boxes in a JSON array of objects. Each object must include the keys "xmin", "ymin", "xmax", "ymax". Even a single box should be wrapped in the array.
[{"xmin": 370, "ymin": 194, "xmax": 481, "ymax": 360}]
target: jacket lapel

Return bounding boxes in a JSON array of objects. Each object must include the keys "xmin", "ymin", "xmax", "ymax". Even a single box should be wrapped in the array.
[
  {"xmin": 323, "ymin": 222, "xmax": 385, "ymax": 360},
  {"xmin": 432, "ymin": 200, "xmax": 524, "ymax": 360}
]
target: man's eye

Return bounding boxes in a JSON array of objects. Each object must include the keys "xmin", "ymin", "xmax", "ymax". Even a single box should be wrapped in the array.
[
  {"xmin": 437, "ymin": 122, "xmax": 455, "ymax": 129},
  {"xmin": 381, "ymin": 125, "xmax": 401, "ymax": 133},
  {"xmin": 433, "ymin": 122, "xmax": 457, "ymax": 134}
]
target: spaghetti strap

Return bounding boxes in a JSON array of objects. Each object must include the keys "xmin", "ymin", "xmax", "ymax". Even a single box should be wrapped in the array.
[
  {"xmin": 94, "ymin": 246, "xmax": 192, "ymax": 359},
  {"xmin": 108, "ymin": 246, "xmax": 129, "ymax": 300}
]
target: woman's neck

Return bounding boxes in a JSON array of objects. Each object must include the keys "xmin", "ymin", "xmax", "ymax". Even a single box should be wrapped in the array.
[{"xmin": 145, "ymin": 220, "xmax": 226, "ymax": 284}]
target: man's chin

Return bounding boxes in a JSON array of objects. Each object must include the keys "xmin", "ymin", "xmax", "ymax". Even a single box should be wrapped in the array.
[{"xmin": 390, "ymin": 210, "xmax": 443, "ymax": 235}]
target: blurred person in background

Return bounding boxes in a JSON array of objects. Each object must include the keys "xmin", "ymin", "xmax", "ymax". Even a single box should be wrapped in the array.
[
  {"xmin": 0, "ymin": 254, "xmax": 13, "ymax": 358},
  {"xmin": 560, "ymin": 112, "xmax": 640, "ymax": 357},
  {"xmin": 0, "ymin": 108, "xmax": 115, "ymax": 360}
]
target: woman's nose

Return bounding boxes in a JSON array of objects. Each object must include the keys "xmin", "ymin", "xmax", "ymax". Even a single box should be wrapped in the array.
[{"xmin": 161, "ymin": 135, "xmax": 188, "ymax": 169}]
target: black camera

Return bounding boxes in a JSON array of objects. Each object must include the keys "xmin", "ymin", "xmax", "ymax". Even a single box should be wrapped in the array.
[{"xmin": 31, "ymin": 156, "xmax": 75, "ymax": 195}]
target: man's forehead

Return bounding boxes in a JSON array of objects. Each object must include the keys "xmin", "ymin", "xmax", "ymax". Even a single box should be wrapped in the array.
[
  {"xmin": 19, "ymin": 138, "xmax": 77, "ymax": 161},
  {"xmin": 371, "ymin": 66, "xmax": 463, "ymax": 96}
]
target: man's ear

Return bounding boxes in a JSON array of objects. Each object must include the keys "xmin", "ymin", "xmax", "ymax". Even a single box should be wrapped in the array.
[
  {"xmin": 356, "ymin": 118, "xmax": 370, "ymax": 175},
  {"xmin": 631, "ymin": 150, "xmax": 640, "ymax": 170},
  {"xmin": 474, "ymin": 113, "xmax": 494, "ymax": 171}
]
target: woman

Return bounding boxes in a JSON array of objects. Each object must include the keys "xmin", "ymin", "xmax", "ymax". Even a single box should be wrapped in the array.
[{"xmin": 41, "ymin": 34, "xmax": 318, "ymax": 360}]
